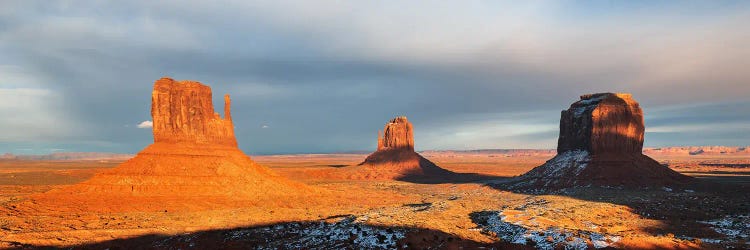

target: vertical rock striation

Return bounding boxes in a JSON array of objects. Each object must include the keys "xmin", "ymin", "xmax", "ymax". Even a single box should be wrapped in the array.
[
  {"xmin": 512, "ymin": 93, "xmax": 691, "ymax": 189},
  {"xmin": 151, "ymin": 77, "xmax": 237, "ymax": 147},
  {"xmin": 557, "ymin": 93, "xmax": 644, "ymax": 155},
  {"xmin": 377, "ymin": 116, "xmax": 414, "ymax": 151},
  {"xmin": 34, "ymin": 77, "xmax": 309, "ymax": 211}
]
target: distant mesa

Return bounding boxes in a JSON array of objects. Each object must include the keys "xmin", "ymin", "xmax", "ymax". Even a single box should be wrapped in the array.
[
  {"xmin": 0, "ymin": 152, "xmax": 132, "ymax": 161},
  {"xmin": 31, "ymin": 77, "xmax": 309, "ymax": 211},
  {"xmin": 644, "ymin": 146, "xmax": 750, "ymax": 156},
  {"xmin": 342, "ymin": 116, "xmax": 456, "ymax": 182},
  {"xmin": 509, "ymin": 93, "xmax": 692, "ymax": 190}
]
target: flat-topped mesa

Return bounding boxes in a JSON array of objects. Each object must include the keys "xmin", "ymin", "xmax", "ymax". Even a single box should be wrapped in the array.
[
  {"xmin": 509, "ymin": 92, "xmax": 691, "ymax": 189},
  {"xmin": 377, "ymin": 116, "xmax": 414, "ymax": 151},
  {"xmin": 558, "ymin": 93, "xmax": 643, "ymax": 155},
  {"xmin": 151, "ymin": 77, "xmax": 237, "ymax": 147}
]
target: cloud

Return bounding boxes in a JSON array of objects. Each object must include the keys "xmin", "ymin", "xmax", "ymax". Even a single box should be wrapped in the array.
[
  {"xmin": 1, "ymin": 1, "xmax": 749, "ymax": 154},
  {"xmin": 0, "ymin": 86, "xmax": 83, "ymax": 142},
  {"xmin": 418, "ymin": 110, "xmax": 560, "ymax": 150},
  {"xmin": 136, "ymin": 120, "xmax": 153, "ymax": 129}
]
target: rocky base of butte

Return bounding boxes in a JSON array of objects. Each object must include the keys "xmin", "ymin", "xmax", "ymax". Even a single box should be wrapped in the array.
[
  {"xmin": 29, "ymin": 77, "xmax": 311, "ymax": 211},
  {"xmin": 509, "ymin": 93, "xmax": 691, "ymax": 190},
  {"xmin": 343, "ymin": 117, "xmax": 455, "ymax": 182}
]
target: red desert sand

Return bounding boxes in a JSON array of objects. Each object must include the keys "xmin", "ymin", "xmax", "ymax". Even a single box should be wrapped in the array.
[{"xmin": 25, "ymin": 78, "xmax": 318, "ymax": 212}]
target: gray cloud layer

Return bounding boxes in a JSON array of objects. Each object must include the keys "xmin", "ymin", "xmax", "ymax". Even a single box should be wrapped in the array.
[{"xmin": 1, "ymin": 1, "xmax": 749, "ymax": 154}]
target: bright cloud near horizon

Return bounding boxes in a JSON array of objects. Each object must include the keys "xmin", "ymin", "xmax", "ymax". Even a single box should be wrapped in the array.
[
  {"xmin": 136, "ymin": 121, "xmax": 153, "ymax": 129},
  {"xmin": 1, "ymin": 1, "xmax": 749, "ymax": 155}
]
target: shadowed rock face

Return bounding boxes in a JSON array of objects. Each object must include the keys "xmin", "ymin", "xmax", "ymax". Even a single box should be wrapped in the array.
[
  {"xmin": 377, "ymin": 116, "xmax": 415, "ymax": 151},
  {"xmin": 350, "ymin": 116, "xmax": 454, "ymax": 181},
  {"xmin": 512, "ymin": 93, "xmax": 691, "ymax": 189},
  {"xmin": 558, "ymin": 93, "xmax": 644, "ymax": 155},
  {"xmin": 152, "ymin": 77, "xmax": 237, "ymax": 147}
]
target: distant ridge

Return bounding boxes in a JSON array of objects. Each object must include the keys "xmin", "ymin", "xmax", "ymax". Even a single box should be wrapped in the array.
[
  {"xmin": 0, "ymin": 152, "xmax": 133, "ymax": 161},
  {"xmin": 643, "ymin": 146, "xmax": 750, "ymax": 155},
  {"xmin": 3, "ymin": 146, "xmax": 746, "ymax": 161}
]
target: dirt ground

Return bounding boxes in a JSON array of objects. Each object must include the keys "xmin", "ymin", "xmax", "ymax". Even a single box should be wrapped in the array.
[{"xmin": 0, "ymin": 152, "xmax": 748, "ymax": 249}]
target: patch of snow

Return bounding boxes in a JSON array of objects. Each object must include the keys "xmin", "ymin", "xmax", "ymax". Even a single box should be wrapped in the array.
[
  {"xmin": 473, "ymin": 211, "xmax": 620, "ymax": 250},
  {"xmin": 699, "ymin": 214, "xmax": 750, "ymax": 246},
  {"xmin": 157, "ymin": 215, "xmax": 407, "ymax": 249},
  {"xmin": 578, "ymin": 95, "xmax": 607, "ymax": 105},
  {"xmin": 571, "ymin": 95, "xmax": 607, "ymax": 117},
  {"xmin": 700, "ymin": 238, "xmax": 723, "ymax": 244},
  {"xmin": 661, "ymin": 187, "xmax": 673, "ymax": 192},
  {"xmin": 532, "ymin": 150, "xmax": 590, "ymax": 179},
  {"xmin": 275, "ymin": 216, "xmax": 405, "ymax": 249}
]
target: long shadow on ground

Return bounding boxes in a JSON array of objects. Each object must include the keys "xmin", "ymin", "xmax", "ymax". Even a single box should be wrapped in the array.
[
  {"xmin": 390, "ymin": 153, "xmax": 750, "ymax": 248},
  {"xmin": 486, "ymin": 174, "xmax": 750, "ymax": 247},
  {"xmin": 5, "ymin": 215, "xmax": 532, "ymax": 250}
]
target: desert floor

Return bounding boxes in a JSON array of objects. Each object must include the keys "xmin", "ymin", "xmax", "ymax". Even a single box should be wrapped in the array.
[{"xmin": 0, "ymin": 152, "xmax": 748, "ymax": 249}]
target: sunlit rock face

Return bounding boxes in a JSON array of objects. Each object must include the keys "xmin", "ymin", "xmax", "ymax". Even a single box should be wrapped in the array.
[
  {"xmin": 151, "ymin": 77, "xmax": 237, "ymax": 147},
  {"xmin": 377, "ymin": 116, "xmax": 415, "ymax": 151},
  {"xmin": 558, "ymin": 93, "xmax": 644, "ymax": 155},
  {"xmin": 32, "ymin": 78, "xmax": 310, "ymax": 211},
  {"xmin": 510, "ymin": 93, "xmax": 691, "ymax": 190}
]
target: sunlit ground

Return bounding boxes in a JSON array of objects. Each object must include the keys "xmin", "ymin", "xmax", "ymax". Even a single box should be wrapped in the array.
[{"xmin": 0, "ymin": 152, "xmax": 748, "ymax": 249}]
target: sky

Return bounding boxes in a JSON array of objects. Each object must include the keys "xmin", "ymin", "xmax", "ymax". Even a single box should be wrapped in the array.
[{"xmin": 1, "ymin": 1, "xmax": 749, "ymax": 155}]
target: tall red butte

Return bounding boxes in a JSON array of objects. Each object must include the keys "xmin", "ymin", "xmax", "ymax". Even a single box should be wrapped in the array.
[
  {"xmin": 511, "ymin": 93, "xmax": 691, "ymax": 189},
  {"xmin": 344, "ymin": 116, "xmax": 454, "ymax": 181},
  {"xmin": 34, "ymin": 77, "xmax": 309, "ymax": 211}
]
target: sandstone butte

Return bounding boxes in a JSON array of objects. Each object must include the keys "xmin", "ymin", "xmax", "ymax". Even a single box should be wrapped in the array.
[
  {"xmin": 511, "ymin": 93, "xmax": 692, "ymax": 189},
  {"xmin": 342, "ymin": 116, "xmax": 455, "ymax": 181},
  {"xmin": 29, "ymin": 77, "xmax": 310, "ymax": 211}
]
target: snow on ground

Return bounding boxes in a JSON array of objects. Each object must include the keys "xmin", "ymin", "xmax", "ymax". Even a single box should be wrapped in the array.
[
  {"xmin": 520, "ymin": 150, "xmax": 590, "ymax": 183},
  {"xmin": 699, "ymin": 214, "xmax": 750, "ymax": 245},
  {"xmin": 472, "ymin": 210, "xmax": 621, "ymax": 250},
  {"xmin": 542, "ymin": 150, "xmax": 590, "ymax": 176},
  {"xmin": 153, "ymin": 215, "xmax": 407, "ymax": 249}
]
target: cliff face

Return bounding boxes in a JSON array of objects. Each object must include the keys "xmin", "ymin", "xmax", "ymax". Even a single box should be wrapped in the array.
[
  {"xmin": 557, "ymin": 93, "xmax": 644, "ymax": 155},
  {"xmin": 33, "ymin": 77, "xmax": 310, "ymax": 210},
  {"xmin": 512, "ymin": 93, "xmax": 691, "ymax": 189},
  {"xmin": 151, "ymin": 77, "xmax": 237, "ymax": 147},
  {"xmin": 377, "ymin": 116, "xmax": 415, "ymax": 151}
]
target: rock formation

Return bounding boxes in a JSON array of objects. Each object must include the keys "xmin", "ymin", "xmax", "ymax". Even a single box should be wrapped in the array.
[
  {"xmin": 33, "ymin": 77, "xmax": 309, "ymax": 211},
  {"xmin": 151, "ymin": 78, "xmax": 237, "ymax": 146},
  {"xmin": 377, "ymin": 117, "xmax": 414, "ymax": 151},
  {"xmin": 346, "ymin": 116, "xmax": 455, "ymax": 182},
  {"xmin": 511, "ymin": 93, "xmax": 691, "ymax": 189}
]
